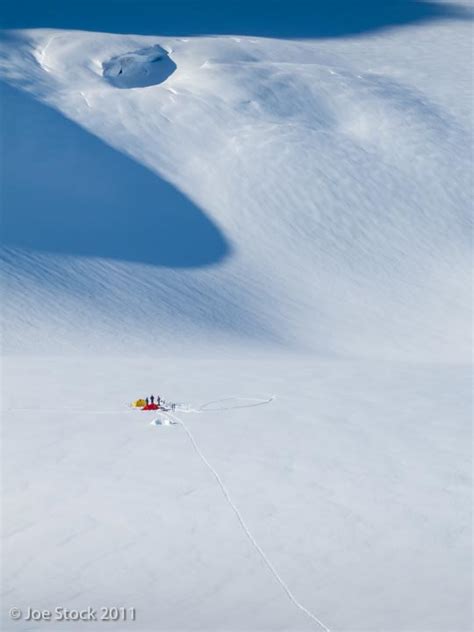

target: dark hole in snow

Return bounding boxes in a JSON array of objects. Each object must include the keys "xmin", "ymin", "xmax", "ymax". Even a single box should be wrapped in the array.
[{"xmin": 102, "ymin": 44, "xmax": 176, "ymax": 88}]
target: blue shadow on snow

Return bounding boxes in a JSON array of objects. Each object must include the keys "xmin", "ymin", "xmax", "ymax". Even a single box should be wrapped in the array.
[
  {"xmin": 0, "ymin": 0, "xmax": 470, "ymax": 39},
  {"xmin": 0, "ymin": 82, "xmax": 230, "ymax": 268}
]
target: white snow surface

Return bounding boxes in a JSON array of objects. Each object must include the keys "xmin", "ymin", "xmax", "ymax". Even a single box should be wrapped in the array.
[
  {"xmin": 0, "ymin": 9, "xmax": 472, "ymax": 632},
  {"xmin": 0, "ymin": 24, "xmax": 471, "ymax": 360}
]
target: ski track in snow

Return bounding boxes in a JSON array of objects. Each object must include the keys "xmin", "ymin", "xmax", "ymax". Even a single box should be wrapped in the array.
[
  {"xmin": 4, "ymin": 408, "xmax": 138, "ymax": 414},
  {"xmin": 4, "ymin": 396, "xmax": 275, "ymax": 415},
  {"xmin": 165, "ymin": 408, "xmax": 331, "ymax": 632},
  {"xmin": 5, "ymin": 394, "xmax": 330, "ymax": 629},
  {"xmin": 199, "ymin": 395, "xmax": 275, "ymax": 411}
]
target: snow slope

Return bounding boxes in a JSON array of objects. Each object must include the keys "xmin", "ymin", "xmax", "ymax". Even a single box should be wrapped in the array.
[
  {"xmin": 1, "ymin": 25, "xmax": 471, "ymax": 359},
  {"xmin": 0, "ymin": 3, "xmax": 472, "ymax": 631}
]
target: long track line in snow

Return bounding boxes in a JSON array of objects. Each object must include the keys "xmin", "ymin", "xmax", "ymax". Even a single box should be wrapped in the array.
[
  {"xmin": 166, "ymin": 410, "xmax": 331, "ymax": 632},
  {"xmin": 199, "ymin": 396, "xmax": 275, "ymax": 411},
  {"xmin": 4, "ymin": 408, "xmax": 138, "ymax": 414}
]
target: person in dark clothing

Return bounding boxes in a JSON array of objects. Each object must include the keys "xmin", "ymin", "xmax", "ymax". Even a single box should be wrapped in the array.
[
  {"xmin": 157, "ymin": 395, "xmax": 161, "ymax": 407},
  {"xmin": 145, "ymin": 397, "xmax": 149, "ymax": 406},
  {"xmin": 150, "ymin": 395, "xmax": 155, "ymax": 404}
]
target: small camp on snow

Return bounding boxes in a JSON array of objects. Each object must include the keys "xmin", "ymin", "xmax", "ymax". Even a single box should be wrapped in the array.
[{"xmin": 130, "ymin": 395, "xmax": 173, "ymax": 411}]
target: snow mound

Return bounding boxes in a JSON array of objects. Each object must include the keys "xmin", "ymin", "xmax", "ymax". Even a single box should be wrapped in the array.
[
  {"xmin": 150, "ymin": 415, "xmax": 176, "ymax": 426},
  {"xmin": 102, "ymin": 44, "xmax": 176, "ymax": 88}
]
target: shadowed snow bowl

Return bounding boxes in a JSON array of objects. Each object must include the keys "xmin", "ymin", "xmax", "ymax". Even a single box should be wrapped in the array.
[
  {"xmin": 102, "ymin": 45, "xmax": 176, "ymax": 88},
  {"xmin": 1, "ymin": 82, "xmax": 230, "ymax": 268}
]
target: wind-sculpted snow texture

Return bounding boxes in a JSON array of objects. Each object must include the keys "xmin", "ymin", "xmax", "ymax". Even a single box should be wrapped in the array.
[
  {"xmin": 0, "ymin": 26, "xmax": 471, "ymax": 359},
  {"xmin": 0, "ymin": 2, "xmax": 472, "ymax": 631}
]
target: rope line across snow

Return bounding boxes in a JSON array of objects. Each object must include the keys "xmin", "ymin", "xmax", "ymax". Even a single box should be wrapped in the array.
[{"xmin": 166, "ymin": 410, "xmax": 331, "ymax": 632}]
